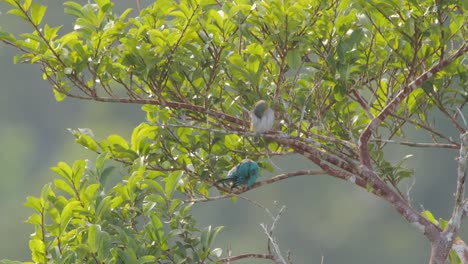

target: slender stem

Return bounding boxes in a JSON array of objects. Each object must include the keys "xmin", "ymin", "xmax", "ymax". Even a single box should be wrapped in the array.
[
  {"xmin": 219, "ymin": 253, "xmax": 275, "ymax": 263},
  {"xmin": 371, "ymin": 139, "xmax": 459, "ymax": 149}
]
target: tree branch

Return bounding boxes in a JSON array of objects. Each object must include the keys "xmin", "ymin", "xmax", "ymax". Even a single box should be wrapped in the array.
[
  {"xmin": 443, "ymin": 132, "xmax": 468, "ymax": 249},
  {"xmin": 389, "ymin": 113, "xmax": 459, "ymax": 145},
  {"xmin": 261, "ymin": 205, "xmax": 288, "ymax": 264},
  {"xmin": 275, "ymin": 135, "xmax": 443, "ymax": 243},
  {"xmin": 63, "ymin": 93, "xmax": 246, "ymax": 127},
  {"xmin": 218, "ymin": 253, "xmax": 276, "ymax": 263},
  {"xmin": 371, "ymin": 139, "xmax": 459, "ymax": 149},
  {"xmin": 426, "ymin": 84, "xmax": 468, "ymax": 263},
  {"xmin": 186, "ymin": 170, "xmax": 324, "ymax": 203},
  {"xmin": 359, "ymin": 42, "xmax": 468, "ymax": 168}
]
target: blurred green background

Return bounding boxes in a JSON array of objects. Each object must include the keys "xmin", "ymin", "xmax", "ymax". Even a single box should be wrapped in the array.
[{"xmin": 0, "ymin": 1, "xmax": 466, "ymax": 263}]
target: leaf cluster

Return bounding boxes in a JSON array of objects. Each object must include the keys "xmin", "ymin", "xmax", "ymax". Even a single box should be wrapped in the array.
[{"xmin": 19, "ymin": 156, "xmax": 223, "ymax": 263}]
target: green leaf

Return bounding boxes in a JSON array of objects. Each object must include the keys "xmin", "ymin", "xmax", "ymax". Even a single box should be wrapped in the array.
[
  {"xmin": 107, "ymin": 134, "xmax": 130, "ymax": 149},
  {"xmin": 53, "ymin": 88, "xmax": 66, "ymax": 101},
  {"xmin": 30, "ymin": 3, "xmax": 47, "ymax": 25},
  {"xmin": 25, "ymin": 213, "xmax": 42, "ymax": 225},
  {"xmin": 130, "ymin": 123, "xmax": 157, "ymax": 154},
  {"xmin": 143, "ymin": 179, "xmax": 165, "ymax": 195},
  {"xmin": 51, "ymin": 161, "xmax": 73, "ymax": 181},
  {"xmin": 96, "ymin": 0, "xmax": 111, "ymax": 8},
  {"xmin": 224, "ymin": 134, "xmax": 241, "ymax": 150},
  {"xmin": 60, "ymin": 201, "xmax": 81, "ymax": 233},
  {"xmin": 407, "ymin": 88, "xmax": 424, "ymax": 114},
  {"xmin": 164, "ymin": 171, "xmax": 182, "ymax": 199},
  {"xmin": 75, "ymin": 133, "xmax": 98, "ymax": 151},
  {"xmin": 246, "ymin": 56, "xmax": 260, "ymax": 73},
  {"xmin": 83, "ymin": 183, "xmax": 100, "ymax": 202},
  {"xmin": 96, "ymin": 232, "xmax": 112, "ymax": 260},
  {"xmin": 168, "ymin": 199, "xmax": 181, "ymax": 214},
  {"xmin": 24, "ymin": 196, "xmax": 43, "ymax": 212},
  {"xmin": 208, "ymin": 226, "xmax": 223, "ymax": 247},
  {"xmin": 95, "ymin": 196, "xmax": 112, "ymax": 220},
  {"xmin": 48, "ymin": 207, "xmax": 60, "ymax": 225},
  {"xmin": 72, "ymin": 159, "xmax": 86, "ymax": 188},
  {"xmin": 421, "ymin": 210, "xmax": 438, "ymax": 225},
  {"xmin": 138, "ymin": 256, "xmax": 157, "ymax": 263},
  {"xmin": 68, "ymin": 128, "xmax": 98, "ymax": 152},
  {"xmin": 119, "ymin": 8, "xmax": 132, "ymax": 21},
  {"xmin": 0, "ymin": 30, "xmax": 16, "ymax": 42},
  {"xmin": 286, "ymin": 48, "xmax": 302, "ymax": 69},
  {"xmin": 421, "ymin": 81, "xmax": 434, "ymax": 94},
  {"xmin": 96, "ymin": 0, "xmax": 113, "ymax": 13},
  {"xmin": 333, "ymin": 83, "xmax": 346, "ymax": 101},
  {"xmin": 23, "ymin": 0, "xmax": 32, "ymax": 11},
  {"xmin": 200, "ymin": 225, "xmax": 211, "ymax": 250},
  {"xmin": 88, "ymin": 224, "xmax": 102, "ymax": 253},
  {"xmin": 449, "ymin": 248, "xmax": 462, "ymax": 264},
  {"xmin": 54, "ymin": 178, "xmax": 76, "ymax": 196},
  {"xmin": 29, "ymin": 239, "xmax": 46, "ymax": 263},
  {"xmin": 438, "ymin": 218, "xmax": 449, "ymax": 230},
  {"xmin": 38, "ymin": 184, "xmax": 52, "ymax": 201},
  {"xmin": 112, "ymin": 247, "xmax": 138, "ymax": 263},
  {"xmin": 99, "ymin": 166, "xmax": 115, "ymax": 187},
  {"xmin": 110, "ymin": 196, "xmax": 123, "ymax": 209},
  {"xmin": 64, "ymin": 1, "xmax": 84, "ymax": 18},
  {"xmin": 7, "ymin": 8, "xmax": 28, "ymax": 20},
  {"xmin": 3, "ymin": 0, "xmax": 21, "ymax": 7},
  {"xmin": 95, "ymin": 152, "xmax": 110, "ymax": 172},
  {"xmin": 449, "ymin": 14, "xmax": 464, "ymax": 36}
]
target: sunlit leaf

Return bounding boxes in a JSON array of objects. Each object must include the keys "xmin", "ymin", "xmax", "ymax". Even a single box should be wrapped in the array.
[
  {"xmin": 30, "ymin": 3, "xmax": 47, "ymax": 25},
  {"xmin": 421, "ymin": 210, "xmax": 438, "ymax": 225}
]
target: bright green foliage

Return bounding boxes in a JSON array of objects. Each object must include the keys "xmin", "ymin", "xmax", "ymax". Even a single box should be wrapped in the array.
[
  {"xmin": 1, "ymin": 0, "xmax": 464, "ymax": 187},
  {"xmin": 21, "ymin": 157, "xmax": 223, "ymax": 263},
  {"xmin": 0, "ymin": 0, "xmax": 467, "ymax": 262}
]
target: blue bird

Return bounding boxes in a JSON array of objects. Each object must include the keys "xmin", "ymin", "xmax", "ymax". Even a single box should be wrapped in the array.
[{"xmin": 217, "ymin": 159, "xmax": 259, "ymax": 189}]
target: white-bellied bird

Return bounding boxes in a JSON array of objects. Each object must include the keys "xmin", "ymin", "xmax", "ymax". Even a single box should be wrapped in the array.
[
  {"xmin": 251, "ymin": 100, "xmax": 274, "ymax": 134},
  {"xmin": 216, "ymin": 159, "xmax": 259, "ymax": 189}
]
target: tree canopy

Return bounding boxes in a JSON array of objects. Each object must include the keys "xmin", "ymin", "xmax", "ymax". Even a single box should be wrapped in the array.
[{"xmin": 0, "ymin": 0, "xmax": 467, "ymax": 263}]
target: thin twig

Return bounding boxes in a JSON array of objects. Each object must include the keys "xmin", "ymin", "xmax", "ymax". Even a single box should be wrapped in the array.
[
  {"xmin": 445, "ymin": 132, "xmax": 468, "ymax": 238},
  {"xmin": 406, "ymin": 177, "xmax": 417, "ymax": 206},
  {"xmin": 359, "ymin": 43, "xmax": 468, "ymax": 168},
  {"xmin": 456, "ymin": 108, "xmax": 467, "ymax": 128},
  {"xmin": 135, "ymin": 0, "xmax": 141, "ymax": 12},
  {"xmin": 371, "ymin": 139, "xmax": 459, "ymax": 149},
  {"xmin": 218, "ymin": 253, "xmax": 275, "ymax": 262},
  {"xmin": 260, "ymin": 205, "xmax": 287, "ymax": 264}
]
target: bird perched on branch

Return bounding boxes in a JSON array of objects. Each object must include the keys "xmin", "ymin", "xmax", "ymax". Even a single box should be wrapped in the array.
[
  {"xmin": 251, "ymin": 100, "xmax": 274, "ymax": 134},
  {"xmin": 216, "ymin": 159, "xmax": 259, "ymax": 189}
]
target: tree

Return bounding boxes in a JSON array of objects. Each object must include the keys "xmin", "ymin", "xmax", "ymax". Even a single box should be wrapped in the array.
[{"xmin": 0, "ymin": 0, "xmax": 467, "ymax": 263}]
